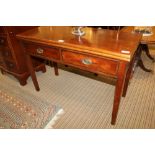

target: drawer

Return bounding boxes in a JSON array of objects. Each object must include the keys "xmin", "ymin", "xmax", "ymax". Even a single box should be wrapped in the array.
[
  {"xmin": 25, "ymin": 44, "xmax": 60, "ymax": 60},
  {"xmin": 5, "ymin": 61, "xmax": 17, "ymax": 72},
  {"xmin": 0, "ymin": 37, "xmax": 8, "ymax": 47},
  {"xmin": 62, "ymin": 50, "xmax": 119, "ymax": 76}
]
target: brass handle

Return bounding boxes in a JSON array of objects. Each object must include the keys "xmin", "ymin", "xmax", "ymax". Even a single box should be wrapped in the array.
[
  {"xmin": 81, "ymin": 58, "xmax": 92, "ymax": 65},
  {"xmin": 9, "ymin": 31, "xmax": 13, "ymax": 35},
  {"xmin": 36, "ymin": 48, "xmax": 44, "ymax": 54}
]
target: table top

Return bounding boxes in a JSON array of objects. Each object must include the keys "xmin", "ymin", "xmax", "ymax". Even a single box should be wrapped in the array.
[
  {"xmin": 121, "ymin": 26, "xmax": 155, "ymax": 44},
  {"xmin": 17, "ymin": 26, "xmax": 141, "ymax": 61}
]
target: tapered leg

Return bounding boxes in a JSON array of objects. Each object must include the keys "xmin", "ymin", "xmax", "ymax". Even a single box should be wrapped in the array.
[
  {"xmin": 53, "ymin": 62, "xmax": 59, "ymax": 76},
  {"xmin": 122, "ymin": 66, "xmax": 132, "ymax": 97},
  {"xmin": 122, "ymin": 45, "xmax": 141, "ymax": 97},
  {"xmin": 111, "ymin": 61, "xmax": 127, "ymax": 125},
  {"xmin": 26, "ymin": 55, "xmax": 40, "ymax": 91}
]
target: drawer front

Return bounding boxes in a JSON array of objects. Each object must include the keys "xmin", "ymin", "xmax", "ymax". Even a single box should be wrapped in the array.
[
  {"xmin": 62, "ymin": 50, "xmax": 119, "ymax": 76},
  {"xmin": 0, "ymin": 37, "xmax": 8, "ymax": 47},
  {"xmin": 25, "ymin": 44, "xmax": 60, "ymax": 60},
  {"xmin": 5, "ymin": 61, "xmax": 17, "ymax": 72}
]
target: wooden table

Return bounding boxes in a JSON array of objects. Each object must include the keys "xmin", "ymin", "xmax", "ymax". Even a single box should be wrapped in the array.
[
  {"xmin": 122, "ymin": 26, "xmax": 155, "ymax": 72},
  {"xmin": 16, "ymin": 26, "xmax": 141, "ymax": 125}
]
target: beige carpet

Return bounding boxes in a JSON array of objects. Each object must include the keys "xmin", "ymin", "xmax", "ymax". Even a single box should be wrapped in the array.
[{"xmin": 0, "ymin": 49, "xmax": 155, "ymax": 129}]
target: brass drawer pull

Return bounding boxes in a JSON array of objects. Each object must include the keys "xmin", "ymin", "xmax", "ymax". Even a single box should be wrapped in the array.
[
  {"xmin": 81, "ymin": 58, "xmax": 92, "ymax": 65},
  {"xmin": 36, "ymin": 48, "xmax": 44, "ymax": 54},
  {"xmin": 9, "ymin": 32, "xmax": 13, "ymax": 35}
]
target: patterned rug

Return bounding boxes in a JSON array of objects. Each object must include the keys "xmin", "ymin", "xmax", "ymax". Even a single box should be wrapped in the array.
[{"xmin": 0, "ymin": 80, "xmax": 64, "ymax": 129}]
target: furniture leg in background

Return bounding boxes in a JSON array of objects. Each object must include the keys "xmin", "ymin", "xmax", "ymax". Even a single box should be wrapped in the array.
[
  {"xmin": 141, "ymin": 44, "xmax": 155, "ymax": 62},
  {"xmin": 136, "ymin": 44, "xmax": 153, "ymax": 72},
  {"xmin": 45, "ymin": 60, "xmax": 59, "ymax": 76},
  {"xmin": 53, "ymin": 62, "xmax": 59, "ymax": 76}
]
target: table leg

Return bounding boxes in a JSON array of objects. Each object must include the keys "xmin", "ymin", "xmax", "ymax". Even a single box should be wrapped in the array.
[
  {"xmin": 137, "ymin": 59, "xmax": 152, "ymax": 72},
  {"xmin": 142, "ymin": 44, "xmax": 155, "ymax": 62},
  {"xmin": 137, "ymin": 44, "xmax": 152, "ymax": 72},
  {"xmin": 122, "ymin": 46, "xmax": 139, "ymax": 97},
  {"xmin": 111, "ymin": 61, "xmax": 127, "ymax": 125},
  {"xmin": 53, "ymin": 62, "xmax": 59, "ymax": 75},
  {"xmin": 122, "ymin": 65, "xmax": 132, "ymax": 97},
  {"xmin": 26, "ymin": 54, "xmax": 40, "ymax": 91}
]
